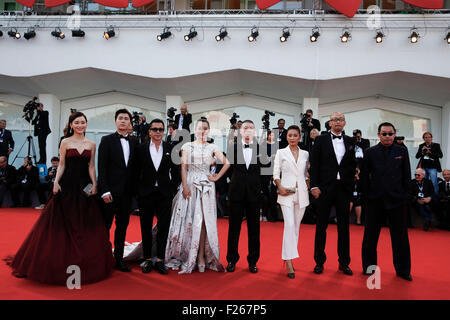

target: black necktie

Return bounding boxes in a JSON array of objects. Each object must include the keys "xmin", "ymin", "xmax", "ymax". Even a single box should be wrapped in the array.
[
  {"xmin": 447, "ymin": 182, "xmax": 450, "ymax": 192},
  {"xmin": 331, "ymin": 133, "xmax": 342, "ymax": 140},
  {"xmin": 119, "ymin": 135, "xmax": 129, "ymax": 141},
  {"xmin": 244, "ymin": 144, "xmax": 250, "ymax": 148}
]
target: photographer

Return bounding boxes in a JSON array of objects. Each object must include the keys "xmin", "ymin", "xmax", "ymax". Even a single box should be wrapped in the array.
[
  {"xmin": 410, "ymin": 168, "xmax": 435, "ymax": 231},
  {"xmin": 274, "ymin": 118, "xmax": 288, "ymax": 149},
  {"xmin": 394, "ymin": 136, "xmax": 407, "ymax": 149},
  {"xmin": 35, "ymin": 156, "xmax": 60, "ymax": 209},
  {"xmin": 300, "ymin": 109, "xmax": 321, "ymax": 145},
  {"xmin": 11, "ymin": 156, "xmax": 40, "ymax": 207},
  {"xmin": 437, "ymin": 169, "xmax": 450, "ymax": 230},
  {"xmin": 227, "ymin": 114, "xmax": 241, "ymax": 145},
  {"xmin": 0, "ymin": 156, "xmax": 17, "ymax": 207},
  {"xmin": 25, "ymin": 101, "xmax": 51, "ymax": 164},
  {"xmin": 174, "ymin": 104, "xmax": 192, "ymax": 133},
  {"xmin": 353, "ymin": 129, "xmax": 370, "ymax": 164},
  {"xmin": 415, "ymin": 132, "xmax": 443, "ymax": 199},
  {"xmin": 138, "ymin": 115, "xmax": 150, "ymax": 144},
  {"xmin": 0, "ymin": 120, "xmax": 15, "ymax": 158}
]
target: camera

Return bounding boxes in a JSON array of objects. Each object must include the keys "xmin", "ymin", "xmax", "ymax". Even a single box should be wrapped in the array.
[
  {"xmin": 131, "ymin": 111, "xmax": 143, "ymax": 135},
  {"xmin": 261, "ymin": 110, "xmax": 275, "ymax": 130},
  {"xmin": 23, "ymin": 97, "xmax": 39, "ymax": 119},
  {"xmin": 229, "ymin": 112, "xmax": 240, "ymax": 126},
  {"xmin": 167, "ymin": 107, "xmax": 177, "ymax": 123}
]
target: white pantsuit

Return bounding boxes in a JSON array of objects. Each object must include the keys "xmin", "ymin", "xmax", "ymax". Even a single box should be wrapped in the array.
[{"xmin": 273, "ymin": 146, "xmax": 310, "ymax": 260}]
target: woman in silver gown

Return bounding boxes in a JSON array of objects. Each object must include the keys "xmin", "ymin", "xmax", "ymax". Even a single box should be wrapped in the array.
[{"xmin": 165, "ymin": 118, "xmax": 230, "ymax": 274}]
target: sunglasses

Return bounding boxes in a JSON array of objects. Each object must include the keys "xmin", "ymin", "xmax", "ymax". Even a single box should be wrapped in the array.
[
  {"xmin": 331, "ymin": 118, "xmax": 345, "ymax": 122},
  {"xmin": 381, "ymin": 132, "xmax": 394, "ymax": 136},
  {"xmin": 414, "ymin": 174, "xmax": 422, "ymax": 176},
  {"xmin": 150, "ymin": 128, "xmax": 164, "ymax": 132}
]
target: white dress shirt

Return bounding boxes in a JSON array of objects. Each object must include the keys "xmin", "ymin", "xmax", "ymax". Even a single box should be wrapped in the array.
[
  {"xmin": 150, "ymin": 140, "xmax": 163, "ymax": 186},
  {"xmin": 242, "ymin": 140, "xmax": 253, "ymax": 169},
  {"xmin": 178, "ymin": 114, "xmax": 184, "ymax": 130},
  {"xmin": 331, "ymin": 131, "xmax": 345, "ymax": 180}
]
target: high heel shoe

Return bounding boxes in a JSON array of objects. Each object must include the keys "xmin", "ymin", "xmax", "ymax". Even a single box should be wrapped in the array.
[
  {"xmin": 198, "ymin": 264, "xmax": 205, "ymax": 273},
  {"xmin": 284, "ymin": 260, "xmax": 295, "ymax": 279}
]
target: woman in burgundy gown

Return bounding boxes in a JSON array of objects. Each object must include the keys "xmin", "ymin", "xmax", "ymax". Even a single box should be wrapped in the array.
[{"xmin": 8, "ymin": 112, "xmax": 113, "ymax": 285}]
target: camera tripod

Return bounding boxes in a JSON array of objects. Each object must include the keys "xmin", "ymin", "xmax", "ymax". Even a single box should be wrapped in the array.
[{"xmin": 11, "ymin": 119, "xmax": 38, "ymax": 166}]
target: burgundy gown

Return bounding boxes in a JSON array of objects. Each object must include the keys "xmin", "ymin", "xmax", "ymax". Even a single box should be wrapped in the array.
[{"xmin": 9, "ymin": 148, "xmax": 113, "ymax": 285}]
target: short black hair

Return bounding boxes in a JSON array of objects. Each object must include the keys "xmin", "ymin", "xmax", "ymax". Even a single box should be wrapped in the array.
[
  {"xmin": 51, "ymin": 156, "xmax": 60, "ymax": 162},
  {"xmin": 378, "ymin": 122, "xmax": 396, "ymax": 133},
  {"xmin": 149, "ymin": 119, "xmax": 165, "ymax": 128},
  {"xmin": 287, "ymin": 125, "xmax": 301, "ymax": 136},
  {"xmin": 278, "ymin": 118, "xmax": 285, "ymax": 123},
  {"xmin": 353, "ymin": 129, "xmax": 362, "ymax": 135},
  {"xmin": 168, "ymin": 123, "xmax": 177, "ymax": 130},
  {"xmin": 115, "ymin": 108, "xmax": 132, "ymax": 121}
]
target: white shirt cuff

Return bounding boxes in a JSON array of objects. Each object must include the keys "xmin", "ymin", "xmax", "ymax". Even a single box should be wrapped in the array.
[{"xmin": 101, "ymin": 192, "xmax": 111, "ymax": 198}]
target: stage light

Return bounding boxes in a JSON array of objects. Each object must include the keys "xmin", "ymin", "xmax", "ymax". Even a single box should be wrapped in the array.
[
  {"xmin": 8, "ymin": 28, "xmax": 20, "ymax": 39},
  {"xmin": 280, "ymin": 27, "xmax": 290, "ymax": 42},
  {"xmin": 310, "ymin": 27, "xmax": 320, "ymax": 42},
  {"xmin": 24, "ymin": 28, "xmax": 36, "ymax": 40},
  {"xmin": 375, "ymin": 31, "xmax": 384, "ymax": 43},
  {"xmin": 445, "ymin": 31, "xmax": 450, "ymax": 44},
  {"xmin": 103, "ymin": 27, "xmax": 115, "ymax": 40},
  {"xmin": 340, "ymin": 29, "xmax": 351, "ymax": 43},
  {"xmin": 248, "ymin": 27, "xmax": 259, "ymax": 42},
  {"xmin": 157, "ymin": 27, "xmax": 172, "ymax": 41},
  {"xmin": 184, "ymin": 26, "xmax": 197, "ymax": 41},
  {"xmin": 409, "ymin": 28, "xmax": 419, "ymax": 43},
  {"xmin": 0, "ymin": 30, "xmax": 3, "ymax": 37},
  {"xmin": 51, "ymin": 28, "xmax": 65, "ymax": 39},
  {"xmin": 215, "ymin": 27, "xmax": 228, "ymax": 41},
  {"xmin": 72, "ymin": 29, "xmax": 85, "ymax": 37}
]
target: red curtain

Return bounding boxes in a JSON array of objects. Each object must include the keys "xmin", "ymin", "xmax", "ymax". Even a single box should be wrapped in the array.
[
  {"xmin": 254, "ymin": 0, "xmax": 283, "ymax": 10},
  {"xmin": 92, "ymin": 0, "xmax": 130, "ymax": 8},
  {"xmin": 15, "ymin": 0, "xmax": 35, "ymax": 7},
  {"xmin": 131, "ymin": 0, "xmax": 155, "ymax": 7},
  {"xmin": 45, "ymin": 0, "xmax": 71, "ymax": 7},
  {"xmin": 402, "ymin": 0, "xmax": 443, "ymax": 9}
]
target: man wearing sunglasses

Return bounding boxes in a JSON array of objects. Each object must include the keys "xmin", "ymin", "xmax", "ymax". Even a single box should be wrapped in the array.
[{"xmin": 361, "ymin": 122, "xmax": 412, "ymax": 281}]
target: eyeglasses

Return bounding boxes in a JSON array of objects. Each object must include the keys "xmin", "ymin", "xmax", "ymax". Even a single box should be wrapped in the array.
[
  {"xmin": 414, "ymin": 174, "xmax": 422, "ymax": 176},
  {"xmin": 330, "ymin": 118, "xmax": 345, "ymax": 122},
  {"xmin": 150, "ymin": 128, "xmax": 164, "ymax": 132},
  {"xmin": 381, "ymin": 132, "xmax": 394, "ymax": 136}
]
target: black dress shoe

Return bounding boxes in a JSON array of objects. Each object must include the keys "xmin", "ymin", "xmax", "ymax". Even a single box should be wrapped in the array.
[
  {"xmin": 115, "ymin": 260, "xmax": 131, "ymax": 272},
  {"xmin": 226, "ymin": 262, "xmax": 236, "ymax": 272},
  {"xmin": 249, "ymin": 264, "xmax": 258, "ymax": 273},
  {"xmin": 339, "ymin": 264, "xmax": 353, "ymax": 276},
  {"xmin": 397, "ymin": 273, "xmax": 413, "ymax": 281},
  {"xmin": 313, "ymin": 264, "xmax": 323, "ymax": 274},
  {"xmin": 154, "ymin": 261, "xmax": 168, "ymax": 275},
  {"xmin": 142, "ymin": 260, "xmax": 153, "ymax": 273}
]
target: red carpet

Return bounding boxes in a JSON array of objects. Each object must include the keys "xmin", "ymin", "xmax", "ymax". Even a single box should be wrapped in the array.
[{"xmin": 1, "ymin": 208, "xmax": 449, "ymax": 300}]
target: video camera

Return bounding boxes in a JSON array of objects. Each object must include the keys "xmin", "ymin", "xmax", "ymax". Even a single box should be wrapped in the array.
[
  {"xmin": 261, "ymin": 110, "xmax": 275, "ymax": 130},
  {"xmin": 131, "ymin": 111, "xmax": 143, "ymax": 135},
  {"xmin": 167, "ymin": 107, "xmax": 177, "ymax": 124},
  {"xmin": 229, "ymin": 112, "xmax": 240, "ymax": 126},
  {"xmin": 23, "ymin": 97, "xmax": 39, "ymax": 120}
]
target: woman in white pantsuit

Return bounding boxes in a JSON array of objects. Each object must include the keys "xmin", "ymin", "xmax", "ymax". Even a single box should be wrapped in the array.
[{"xmin": 273, "ymin": 125, "xmax": 310, "ymax": 279}]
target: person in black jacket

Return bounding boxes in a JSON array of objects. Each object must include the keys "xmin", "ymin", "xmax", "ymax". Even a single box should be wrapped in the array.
[
  {"xmin": 0, "ymin": 120, "xmax": 15, "ymax": 159},
  {"xmin": 438, "ymin": 169, "xmax": 450, "ymax": 230},
  {"xmin": 174, "ymin": 104, "xmax": 192, "ymax": 133},
  {"xmin": 415, "ymin": 132, "xmax": 443, "ymax": 199},
  {"xmin": 410, "ymin": 168, "xmax": 435, "ymax": 231},
  {"xmin": 11, "ymin": 156, "xmax": 40, "ymax": 207},
  {"xmin": 300, "ymin": 109, "xmax": 321, "ymax": 146},
  {"xmin": 274, "ymin": 118, "xmax": 288, "ymax": 149},
  {"xmin": 98, "ymin": 109, "xmax": 137, "ymax": 273},
  {"xmin": 31, "ymin": 104, "xmax": 51, "ymax": 164},
  {"xmin": 310, "ymin": 112, "xmax": 357, "ymax": 276},
  {"xmin": 0, "ymin": 156, "xmax": 17, "ymax": 206},
  {"xmin": 361, "ymin": 122, "xmax": 412, "ymax": 281}
]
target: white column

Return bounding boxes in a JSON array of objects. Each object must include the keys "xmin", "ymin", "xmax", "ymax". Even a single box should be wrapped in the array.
[
  {"xmin": 38, "ymin": 94, "xmax": 61, "ymax": 167},
  {"xmin": 442, "ymin": 102, "xmax": 450, "ymax": 171}
]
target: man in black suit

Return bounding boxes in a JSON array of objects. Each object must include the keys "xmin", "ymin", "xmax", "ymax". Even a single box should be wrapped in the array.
[
  {"xmin": 300, "ymin": 109, "xmax": 321, "ymax": 146},
  {"xmin": 0, "ymin": 120, "xmax": 14, "ymax": 159},
  {"xmin": 98, "ymin": 109, "xmax": 137, "ymax": 272},
  {"xmin": 0, "ymin": 156, "xmax": 17, "ymax": 207},
  {"xmin": 136, "ymin": 119, "xmax": 179, "ymax": 275},
  {"xmin": 174, "ymin": 104, "xmax": 192, "ymax": 133},
  {"xmin": 410, "ymin": 168, "xmax": 435, "ymax": 231},
  {"xmin": 310, "ymin": 112, "xmax": 357, "ymax": 276},
  {"xmin": 438, "ymin": 169, "xmax": 450, "ymax": 230},
  {"xmin": 274, "ymin": 118, "xmax": 288, "ymax": 149},
  {"xmin": 32, "ymin": 104, "xmax": 51, "ymax": 164},
  {"xmin": 226, "ymin": 120, "xmax": 265, "ymax": 274},
  {"xmin": 361, "ymin": 122, "xmax": 412, "ymax": 281},
  {"xmin": 11, "ymin": 156, "xmax": 40, "ymax": 207},
  {"xmin": 353, "ymin": 129, "xmax": 370, "ymax": 162},
  {"xmin": 137, "ymin": 115, "xmax": 150, "ymax": 144}
]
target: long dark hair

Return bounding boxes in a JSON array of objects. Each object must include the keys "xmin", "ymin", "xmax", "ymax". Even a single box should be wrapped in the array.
[{"xmin": 65, "ymin": 111, "xmax": 88, "ymax": 138}]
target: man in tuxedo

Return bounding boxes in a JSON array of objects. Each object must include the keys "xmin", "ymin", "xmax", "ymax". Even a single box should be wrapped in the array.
[
  {"xmin": 98, "ymin": 109, "xmax": 137, "ymax": 272},
  {"xmin": 136, "ymin": 119, "xmax": 179, "ymax": 275},
  {"xmin": 438, "ymin": 169, "xmax": 450, "ymax": 230},
  {"xmin": 0, "ymin": 156, "xmax": 17, "ymax": 207},
  {"xmin": 274, "ymin": 119, "xmax": 288, "ymax": 149},
  {"xmin": 0, "ymin": 120, "xmax": 14, "ymax": 159},
  {"xmin": 226, "ymin": 120, "xmax": 265, "ymax": 273},
  {"xmin": 32, "ymin": 104, "xmax": 51, "ymax": 164},
  {"xmin": 361, "ymin": 122, "xmax": 412, "ymax": 281},
  {"xmin": 310, "ymin": 112, "xmax": 357, "ymax": 275},
  {"xmin": 174, "ymin": 104, "xmax": 192, "ymax": 133}
]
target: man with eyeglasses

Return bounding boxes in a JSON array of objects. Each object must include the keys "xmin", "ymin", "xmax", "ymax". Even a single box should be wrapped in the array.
[
  {"xmin": 410, "ymin": 168, "xmax": 435, "ymax": 231},
  {"xmin": 310, "ymin": 112, "xmax": 357, "ymax": 276},
  {"xmin": 361, "ymin": 122, "xmax": 412, "ymax": 281}
]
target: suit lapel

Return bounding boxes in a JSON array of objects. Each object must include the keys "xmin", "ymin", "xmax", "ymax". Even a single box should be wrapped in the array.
[
  {"xmin": 114, "ymin": 132, "xmax": 127, "ymax": 168},
  {"xmin": 326, "ymin": 133, "xmax": 339, "ymax": 165},
  {"xmin": 147, "ymin": 141, "xmax": 157, "ymax": 172},
  {"xmin": 286, "ymin": 147, "xmax": 299, "ymax": 167}
]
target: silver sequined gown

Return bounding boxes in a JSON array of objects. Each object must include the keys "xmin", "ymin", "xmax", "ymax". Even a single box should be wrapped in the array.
[{"xmin": 165, "ymin": 142, "xmax": 225, "ymax": 274}]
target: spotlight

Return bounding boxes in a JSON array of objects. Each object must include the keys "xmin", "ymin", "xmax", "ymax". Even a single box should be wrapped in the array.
[
  {"xmin": 24, "ymin": 28, "xmax": 36, "ymax": 40},
  {"xmin": 280, "ymin": 27, "xmax": 290, "ymax": 42},
  {"xmin": 215, "ymin": 27, "xmax": 228, "ymax": 41},
  {"xmin": 0, "ymin": 30, "xmax": 3, "ymax": 37},
  {"xmin": 409, "ymin": 28, "xmax": 419, "ymax": 43},
  {"xmin": 8, "ymin": 28, "xmax": 20, "ymax": 39},
  {"xmin": 157, "ymin": 27, "xmax": 172, "ymax": 41},
  {"xmin": 340, "ymin": 29, "xmax": 351, "ymax": 43},
  {"xmin": 445, "ymin": 30, "xmax": 450, "ymax": 44},
  {"xmin": 375, "ymin": 31, "xmax": 384, "ymax": 43},
  {"xmin": 103, "ymin": 27, "xmax": 115, "ymax": 40},
  {"xmin": 184, "ymin": 26, "xmax": 197, "ymax": 41},
  {"xmin": 248, "ymin": 26, "xmax": 259, "ymax": 42},
  {"xmin": 51, "ymin": 28, "xmax": 65, "ymax": 39},
  {"xmin": 72, "ymin": 29, "xmax": 85, "ymax": 38},
  {"xmin": 310, "ymin": 27, "xmax": 320, "ymax": 42}
]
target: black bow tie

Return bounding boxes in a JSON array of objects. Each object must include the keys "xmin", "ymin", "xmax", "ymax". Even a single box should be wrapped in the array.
[
  {"xmin": 119, "ymin": 134, "xmax": 129, "ymax": 141},
  {"xmin": 331, "ymin": 134, "xmax": 342, "ymax": 140},
  {"xmin": 244, "ymin": 144, "xmax": 250, "ymax": 148}
]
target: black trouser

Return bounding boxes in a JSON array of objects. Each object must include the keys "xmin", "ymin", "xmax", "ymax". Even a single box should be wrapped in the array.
[
  {"xmin": 261, "ymin": 177, "xmax": 278, "ymax": 222},
  {"xmin": 11, "ymin": 183, "xmax": 38, "ymax": 207},
  {"xmin": 314, "ymin": 180, "xmax": 351, "ymax": 267},
  {"xmin": 101, "ymin": 194, "xmax": 132, "ymax": 261},
  {"xmin": 37, "ymin": 133, "xmax": 48, "ymax": 164},
  {"xmin": 0, "ymin": 184, "xmax": 9, "ymax": 206},
  {"xmin": 362, "ymin": 199, "xmax": 411, "ymax": 276},
  {"xmin": 138, "ymin": 188, "xmax": 172, "ymax": 260},
  {"xmin": 36, "ymin": 182, "xmax": 52, "ymax": 204},
  {"xmin": 227, "ymin": 199, "xmax": 260, "ymax": 265}
]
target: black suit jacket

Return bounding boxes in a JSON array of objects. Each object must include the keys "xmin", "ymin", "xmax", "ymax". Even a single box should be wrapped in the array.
[
  {"xmin": 415, "ymin": 142, "xmax": 443, "ymax": 172},
  {"xmin": 98, "ymin": 132, "xmax": 137, "ymax": 197},
  {"xmin": 409, "ymin": 178, "xmax": 435, "ymax": 201},
  {"xmin": 0, "ymin": 164, "xmax": 17, "ymax": 186},
  {"xmin": 32, "ymin": 110, "xmax": 51, "ymax": 136},
  {"xmin": 356, "ymin": 138, "xmax": 370, "ymax": 152},
  {"xmin": 273, "ymin": 128, "xmax": 288, "ymax": 149},
  {"xmin": 438, "ymin": 180, "xmax": 450, "ymax": 201},
  {"xmin": 309, "ymin": 132, "xmax": 357, "ymax": 192},
  {"xmin": 17, "ymin": 165, "xmax": 39, "ymax": 185},
  {"xmin": 0, "ymin": 129, "xmax": 14, "ymax": 157},
  {"xmin": 136, "ymin": 141, "xmax": 179, "ymax": 197},
  {"xmin": 175, "ymin": 113, "xmax": 192, "ymax": 132},
  {"xmin": 227, "ymin": 140, "xmax": 264, "ymax": 202},
  {"xmin": 361, "ymin": 143, "xmax": 411, "ymax": 205}
]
